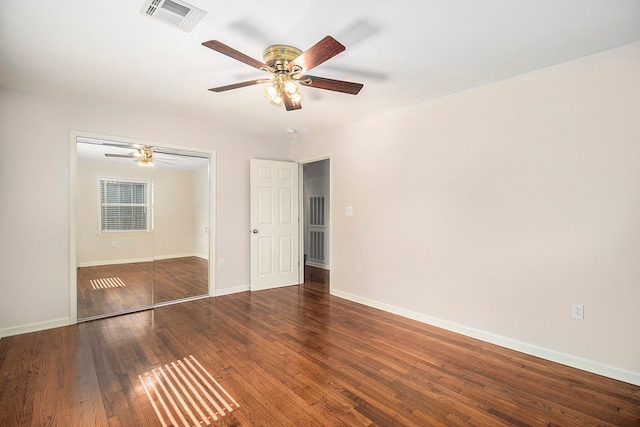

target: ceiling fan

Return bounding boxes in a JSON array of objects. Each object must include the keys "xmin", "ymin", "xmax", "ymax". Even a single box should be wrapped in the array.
[
  {"xmin": 202, "ymin": 35, "xmax": 363, "ymax": 111},
  {"xmin": 104, "ymin": 145, "xmax": 175, "ymax": 166}
]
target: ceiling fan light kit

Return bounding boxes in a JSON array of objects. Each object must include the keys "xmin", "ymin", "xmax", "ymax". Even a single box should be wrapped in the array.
[
  {"xmin": 136, "ymin": 147, "xmax": 154, "ymax": 167},
  {"xmin": 202, "ymin": 36, "xmax": 363, "ymax": 111},
  {"xmin": 105, "ymin": 145, "xmax": 156, "ymax": 167},
  {"xmin": 264, "ymin": 74, "xmax": 303, "ymax": 108}
]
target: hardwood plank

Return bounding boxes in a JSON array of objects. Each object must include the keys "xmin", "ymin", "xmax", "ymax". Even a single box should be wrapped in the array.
[
  {"xmin": 1, "ymin": 285, "xmax": 639, "ymax": 426},
  {"xmin": 304, "ymin": 265, "xmax": 330, "ymax": 285},
  {"xmin": 77, "ymin": 256, "xmax": 208, "ymax": 320}
]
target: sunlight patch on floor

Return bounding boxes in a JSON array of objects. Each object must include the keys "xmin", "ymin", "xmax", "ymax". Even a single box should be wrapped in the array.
[
  {"xmin": 139, "ymin": 355, "xmax": 239, "ymax": 427},
  {"xmin": 90, "ymin": 277, "xmax": 126, "ymax": 289}
]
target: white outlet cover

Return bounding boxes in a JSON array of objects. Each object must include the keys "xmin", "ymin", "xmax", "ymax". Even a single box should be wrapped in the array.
[{"xmin": 572, "ymin": 304, "xmax": 584, "ymax": 319}]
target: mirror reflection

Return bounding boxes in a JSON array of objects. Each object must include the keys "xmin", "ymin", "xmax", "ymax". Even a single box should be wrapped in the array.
[{"xmin": 76, "ymin": 138, "xmax": 210, "ymax": 320}]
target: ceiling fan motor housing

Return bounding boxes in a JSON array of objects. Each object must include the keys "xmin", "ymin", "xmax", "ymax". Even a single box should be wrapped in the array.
[{"xmin": 263, "ymin": 45, "xmax": 302, "ymax": 73}]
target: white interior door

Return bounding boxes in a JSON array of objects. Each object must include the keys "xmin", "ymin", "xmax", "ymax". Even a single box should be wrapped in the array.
[{"xmin": 250, "ymin": 159, "xmax": 299, "ymax": 291}]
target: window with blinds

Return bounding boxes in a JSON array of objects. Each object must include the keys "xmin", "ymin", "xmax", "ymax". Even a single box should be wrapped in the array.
[{"xmin": 99, "ymin": 178, "xmax": 150, "ymax": 233}]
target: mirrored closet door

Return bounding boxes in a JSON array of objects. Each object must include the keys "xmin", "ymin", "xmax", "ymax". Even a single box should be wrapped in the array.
[{"xmin": 76, "ymin": 137, "xmax": 210, "ymax": 321}]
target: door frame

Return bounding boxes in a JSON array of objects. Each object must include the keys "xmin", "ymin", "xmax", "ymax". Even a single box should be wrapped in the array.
[
  {"xmin": 69, "ymin": 130, "xmax": 216, "ymax": 324},
  {"xmin": 296, "ymin": 154, "xmax": 332, "ymax": 286}
]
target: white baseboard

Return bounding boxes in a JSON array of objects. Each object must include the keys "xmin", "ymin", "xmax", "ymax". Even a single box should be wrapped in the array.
[
  {"xmin": 306, "ymin": 261, "xmax": 329, "ymax": 269},
  {"xmin": 331, "ymin": 289, "xmax": 640, "ymax": 387},
  {"xmin": 77, "ymin": 257, "xmax": 154, "ymax": 267},
  {"xmin": 153, "ymin": 253, "xmax": 196, "ymax": 261},
  {"xmin": 0, "ymin": 317, "xmax": 71, "ymax": 339},
  {"xmin": 214, "ymin": 285, "xmax": 250, "ymax": 296},
  {"xmin": 1, "ymin": 281, "xmax": 247, "ymax": 339},
  {"xmin": 77, "ymin": 253, "xmax": 201, "ymax": 267}
]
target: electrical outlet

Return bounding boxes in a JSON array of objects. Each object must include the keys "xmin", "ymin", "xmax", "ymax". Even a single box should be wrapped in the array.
[
  {"xmin": 218, "ymin": 258, "xmax": 225, "ymax": 268},
  {"xmin": 356, "ymin": 263, "xmax": 362, "ymax": 273},
  {"xmin": 572, "ymin": 304, "xmax": 584, "ymax": 320}
]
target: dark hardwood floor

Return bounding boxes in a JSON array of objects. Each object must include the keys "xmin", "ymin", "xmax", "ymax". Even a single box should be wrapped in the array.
[
  {"xmin": 153, "ymin": 256, "xmax": 209, "ymax": 304},
  {"xmin": 77, "ymin": 256, "xmax": 208, "ymax": 319},
  {"xmin": 304, "ymin": 265, "xmax": 329, "ymax": 286},
  {"xmin": 1, "ymin": 284, "xmax": 638, "ymax": 426}
]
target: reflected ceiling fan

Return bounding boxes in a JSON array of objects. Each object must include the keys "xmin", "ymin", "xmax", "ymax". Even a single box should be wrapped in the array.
[
  {"xmin": 104, "ymin": 145, "xmax": 175, "ymax": 166},
  {"xmin": 202, "ymin": 35, "xmax": 363, "ymax": 111}
]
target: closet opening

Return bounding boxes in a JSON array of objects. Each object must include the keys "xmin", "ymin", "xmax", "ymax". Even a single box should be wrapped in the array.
[{"xmin": 72, "ymin": 134, "xmax": 214, "ymax": 321}]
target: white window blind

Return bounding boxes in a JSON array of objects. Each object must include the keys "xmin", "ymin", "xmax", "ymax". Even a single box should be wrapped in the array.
[{"xmin": 99, "ymin": 179, "xmax": 150, "ymax": 233}]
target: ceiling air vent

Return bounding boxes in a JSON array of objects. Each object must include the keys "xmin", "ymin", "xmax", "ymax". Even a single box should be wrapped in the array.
[{"xmin": 140, "ymin": 0, "xmax": 206, "ymax": 33}]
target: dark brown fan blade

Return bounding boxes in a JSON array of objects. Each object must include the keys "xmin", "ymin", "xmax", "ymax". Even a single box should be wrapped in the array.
[
  {"xmin": 208, "ymin": 79, "xmax": 267, "ymax": 92},
  {"xmin": 287, "ymin": 36, "xmax": 345, "ymax": 73},
  {"xmin": 283, "ymin": 93, "xmax": 302, "ymax": 111},
  {"xmin": 202, "ymin": 40, "xmax": 275, "ymax": 73},
  {"xmin": 105, "ymin": 153, "xmax": 136, "ymax": 158},
  {"xmin": 298, "ymin": 75, "xmax": 363, "ymax": 95}
]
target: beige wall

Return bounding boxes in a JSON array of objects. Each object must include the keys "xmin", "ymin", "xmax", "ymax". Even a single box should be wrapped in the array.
[
  {"xmin": 293, "ymin": 42, "xmax": 640, "ymax": 384},
  {"xmin": 0, "ymin": 88, "xmax": 290, "ymax": 335},
  {"xmin": 76, "ymin": 157, "xmax": 205, "ymax": 265},
  {"xmin": 152, "ymin": 167, "xmax": 197, "ymax": 259}
]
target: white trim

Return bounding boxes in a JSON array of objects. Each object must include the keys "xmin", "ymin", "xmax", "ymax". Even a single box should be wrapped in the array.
[
  {"xmin": 154, "ymin": 253, "xmax": 200, "ymax": 261},
  {"xmin": 295, "ymin": 153, "xmax": 332, "ymax": 164},
  {"xmin": 151, "ymin": 294, "xmax": 209, "ymax": 308},
  {"xmin": 296, "ymin": 154, "xmax": 332, "ymax": 285},
  {"xmin": 70, "ymin": 130, "xmax": 217, "ymax": 323},
  {"xmin": 77, "ymin": 253, "xmax": 206, "ymax": 267},
  {"xmin": 298, "ymin": 163, "xmax": 304, "ymax": 284},
  {"xmin": 0, "ymin": 317, "xmax": 71, "ymax": 339},
  {"xmin": 69, "ymin": 134, "xmax": 78, "ymax": 324},
  {"xmin": 214, "ymin": 285, "xmax": 250, "ymax": 296},
  {"xmin": 209, "ymin": 150, "xmax": 216, "ymax": 298},
  {"xmin": 305, "ymin": 260, "xmax": 328, "ymax": 269},
  {"xmin": 77, "ymin": 257, "xmax": 154, "ymax": 268},
  {"xmin": 331, "ymin": 289, "xmax": 640, "ymax": 387}
]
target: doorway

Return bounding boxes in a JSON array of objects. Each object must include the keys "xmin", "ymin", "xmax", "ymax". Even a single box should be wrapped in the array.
[
  {"xmin": 72, "ymin": 134, "xmax": 214, "ymax": 321},
  {"xmin": 302, "ymin": 159, "xmax": 330, "ymax": 292}
]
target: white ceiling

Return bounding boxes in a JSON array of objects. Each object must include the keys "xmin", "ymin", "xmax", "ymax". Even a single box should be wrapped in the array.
[{"xmin": 1, "ymin": 1, "xmax": 639, "ymax": 139}]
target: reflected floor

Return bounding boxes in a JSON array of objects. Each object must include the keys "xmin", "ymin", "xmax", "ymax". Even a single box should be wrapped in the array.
[{"xmin": 78, "ymin": 256, "xmax": 208, "ymax": 319}]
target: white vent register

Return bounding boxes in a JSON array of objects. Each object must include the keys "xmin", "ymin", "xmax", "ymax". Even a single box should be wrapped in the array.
[{"xmin": 140, "ymin": 0, "xmax": 206, "ymax": 32}]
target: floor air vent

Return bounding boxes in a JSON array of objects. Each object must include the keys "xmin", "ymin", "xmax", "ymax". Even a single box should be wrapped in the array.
[{"xmin": 140, "ymin": 0, "xmax": 206, "ymax": 33}]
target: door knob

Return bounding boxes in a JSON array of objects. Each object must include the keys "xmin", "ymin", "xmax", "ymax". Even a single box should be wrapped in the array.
[{"xmin": 252, "ymin": 229, "xmax": 259, "ymax": 234}]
